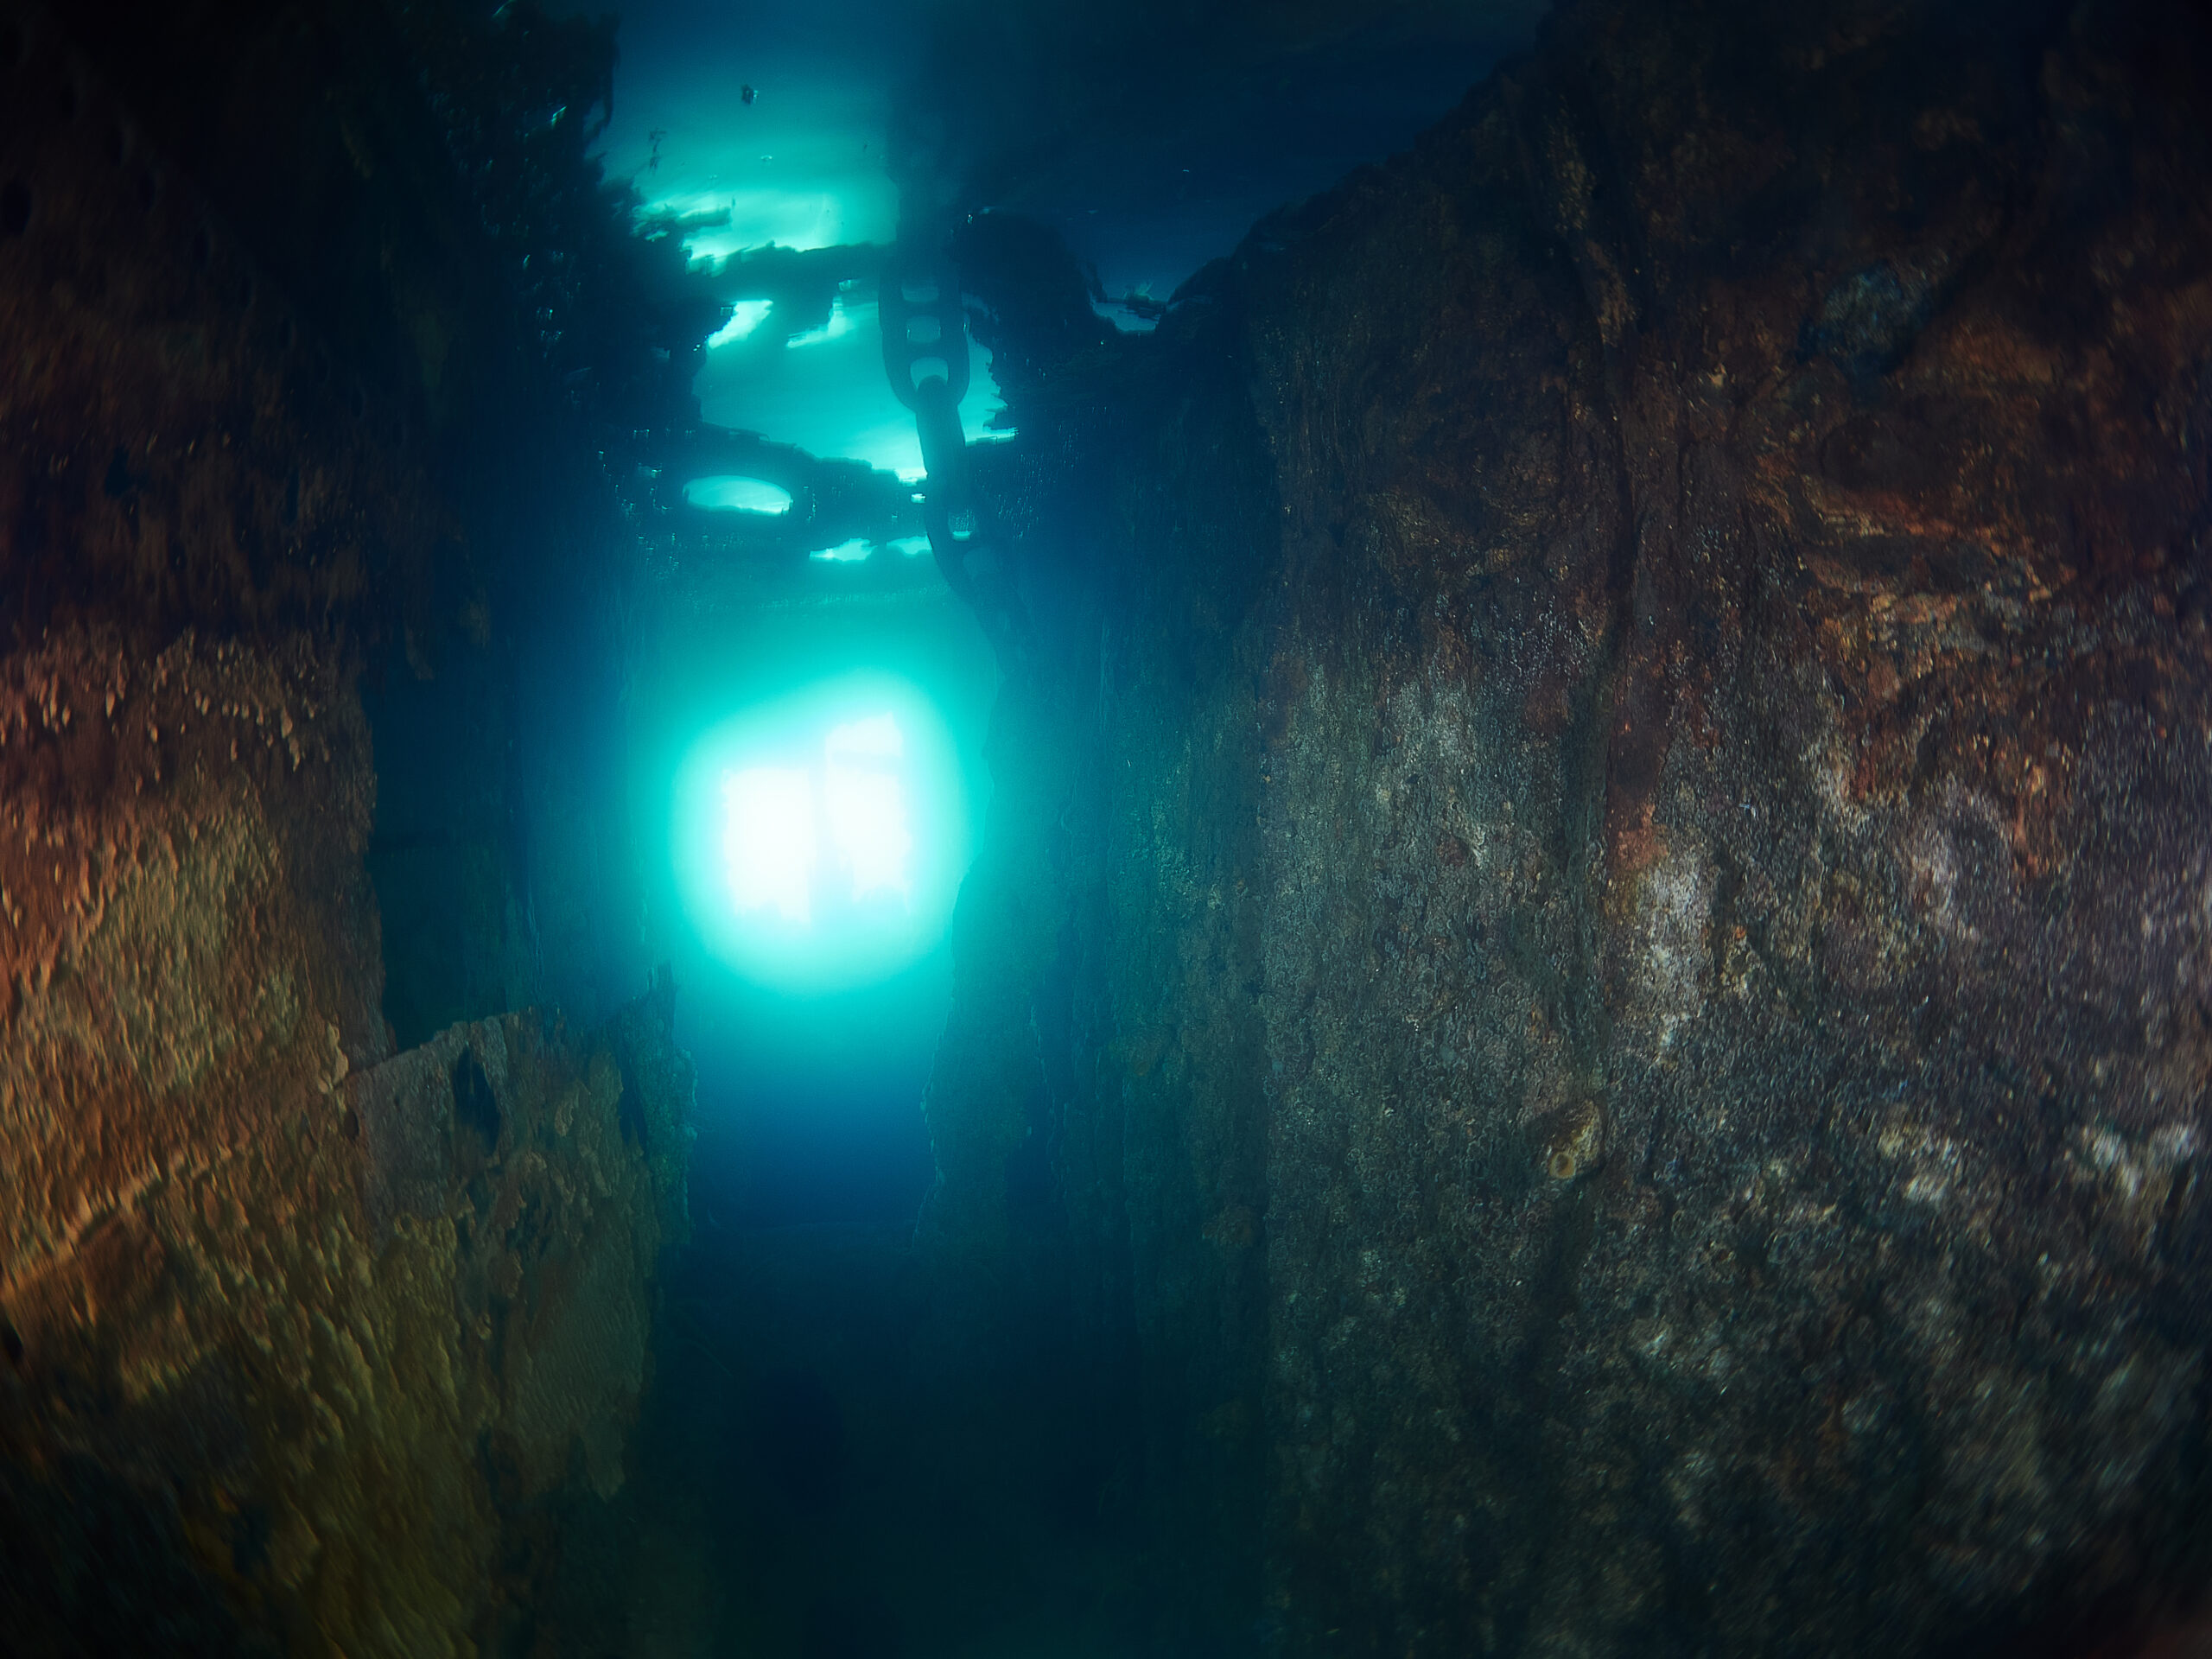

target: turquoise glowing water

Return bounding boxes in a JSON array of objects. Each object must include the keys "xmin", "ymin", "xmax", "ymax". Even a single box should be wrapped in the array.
[
  {"xmin": 695, "ymin": 290, "xmax": 1013, "ymax": 483},
  {"xmin": 670, "ymin": 671, "xmax": 972, "ymax": 994},
  {"xmin": 683, "ymin": 474, "xmax": 794, "ymax": 513}
]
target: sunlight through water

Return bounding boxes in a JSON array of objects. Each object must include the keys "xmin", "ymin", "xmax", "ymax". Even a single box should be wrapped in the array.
[
  {"xmin": 683, "ymin": 474, "xmax": 794, "ymax": 514},
  {"xmin": 674, "ymin": 674, "xmax": 969, "ymax": 993}
]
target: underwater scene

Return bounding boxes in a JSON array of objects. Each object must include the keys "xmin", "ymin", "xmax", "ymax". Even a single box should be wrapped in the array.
[{"xmin": 1, "ymin": 0, "xmax": 2209, "ymax": 1653}]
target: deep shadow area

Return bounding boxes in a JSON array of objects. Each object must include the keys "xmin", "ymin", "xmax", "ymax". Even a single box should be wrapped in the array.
[
  {"xmin": 5, "ymin": 0, "xmax": 2212, "ymax": 1654},
  {"xmin": 679, "ymin": 966, "xmax": 945, "ymax": 1234},
  {"xmin": 626, "ymin": 1216, "xmax": 1155, "ymax": 1657}
]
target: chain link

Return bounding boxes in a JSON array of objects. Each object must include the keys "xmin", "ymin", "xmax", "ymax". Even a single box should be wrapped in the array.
[
  {"xmin": 879, "ymin": 238, "xmax": 1026, "ymax": 659},
  {"xmin": 880, "ymin": 247, "xmax": 970, "ymax": 414}
]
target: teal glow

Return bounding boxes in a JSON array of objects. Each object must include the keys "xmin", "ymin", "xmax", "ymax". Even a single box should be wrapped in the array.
[
  {"xmin": 804, "ymin": 534, "xmax": 930, "ymax": 563},
  {"xmin": 708, "ymin": 299, "xmax": 775, "ymax": 346},
  {"xmin": 696, "ymin": 297, "xmax": 1014, "ymax": 482},
  {"xmin": 1091, "ymin": 298, "xmax": 1160, "ymax": 334},
  {"xmin": 684, "ymin": 475, "xmax": 793, "ymax": 514},
  {"xmin": 672, "ymin": 674, "xmax": 971, "ymax": 993},
  {"xmin": 786, "ymin": 296, "xmax": 862, "ymax": 348},
  {"xmin": 603, "ymin": 68, "xmax": 899, "ymax": 264}
]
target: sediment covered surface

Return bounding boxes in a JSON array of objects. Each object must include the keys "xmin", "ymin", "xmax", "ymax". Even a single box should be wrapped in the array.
[
  {"xmin": 0, "ymin": 3, "xmax": 698, "ymax": 1650},
  {"xmin": 925, "ymin": 1, "xmax": 2212, "ymax": 1651}
]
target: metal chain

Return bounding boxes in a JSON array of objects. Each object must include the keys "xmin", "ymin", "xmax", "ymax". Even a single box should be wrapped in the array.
[{"xmin": 880, "ymin": 239, "xmax": 1027, "ymax": 659}]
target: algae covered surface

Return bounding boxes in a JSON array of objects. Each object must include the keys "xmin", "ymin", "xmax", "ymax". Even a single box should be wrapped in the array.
[
  {"xmin": 918, "ymin": 0, "xmax": 2212, "ymax": 1650},
  {"xmin": 0, "ymin": 4, "xmax": 698, "ymax": 1650}
]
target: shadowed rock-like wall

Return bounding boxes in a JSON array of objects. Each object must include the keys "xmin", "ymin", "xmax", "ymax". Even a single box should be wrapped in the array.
[
  {"xmin": 0, "ymin": 4, "xmax": 696, "ymax": 1652},
  {"xmin": 926, "ymin": 0, "xmax": 2212, "ymax": 1652}
]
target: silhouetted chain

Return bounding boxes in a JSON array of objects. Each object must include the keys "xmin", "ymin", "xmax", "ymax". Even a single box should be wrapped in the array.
[{"xmin": 879, "ymin": 239, "xmax": 1027, "ymax": 659}]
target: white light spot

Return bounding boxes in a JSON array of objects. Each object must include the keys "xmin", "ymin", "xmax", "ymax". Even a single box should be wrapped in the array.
[
  {"xmin": 824, "ymin": 715, "xmax": 912, "ymax": 906},
  {"xmin": 807, "ymin": 538, "xmax": 874, "ymax": 563},
  {"xmin": 718, "ymin": 717, "xmax": 912, "ymax": 928},
  {"xmin": 684, "ymin": 475, "xmax": 792, "ymax": 515},
  {"xmin": 707, "ymin": 299, "xmax": 774, "ymax": 346},
  {"xmin": 826, "ymin": 713, "xmax": 902, "ymax": 760},
  {"xmin": 722, "ymin": 767, "xmax": 815, "ymax": 924},
  {"xmin": 787, "ymin": 295, "xmax": 860, "ymax": 348}
]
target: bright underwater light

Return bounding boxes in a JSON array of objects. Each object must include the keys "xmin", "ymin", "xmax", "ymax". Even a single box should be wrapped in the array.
[
  {"xmin": 684, "ymin": 475, "xmax": 792, "ymax": 514},
  {"xmin": 721, "ymin": 766, "xmax": 815, "ymax": 924},
  {"xmin": 673, "ymin": 675, "xmax": 969, "ymax": 993},
  {"xmin": 707, "ymin": 299, "xmax": 775, "ymax": 347}
]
